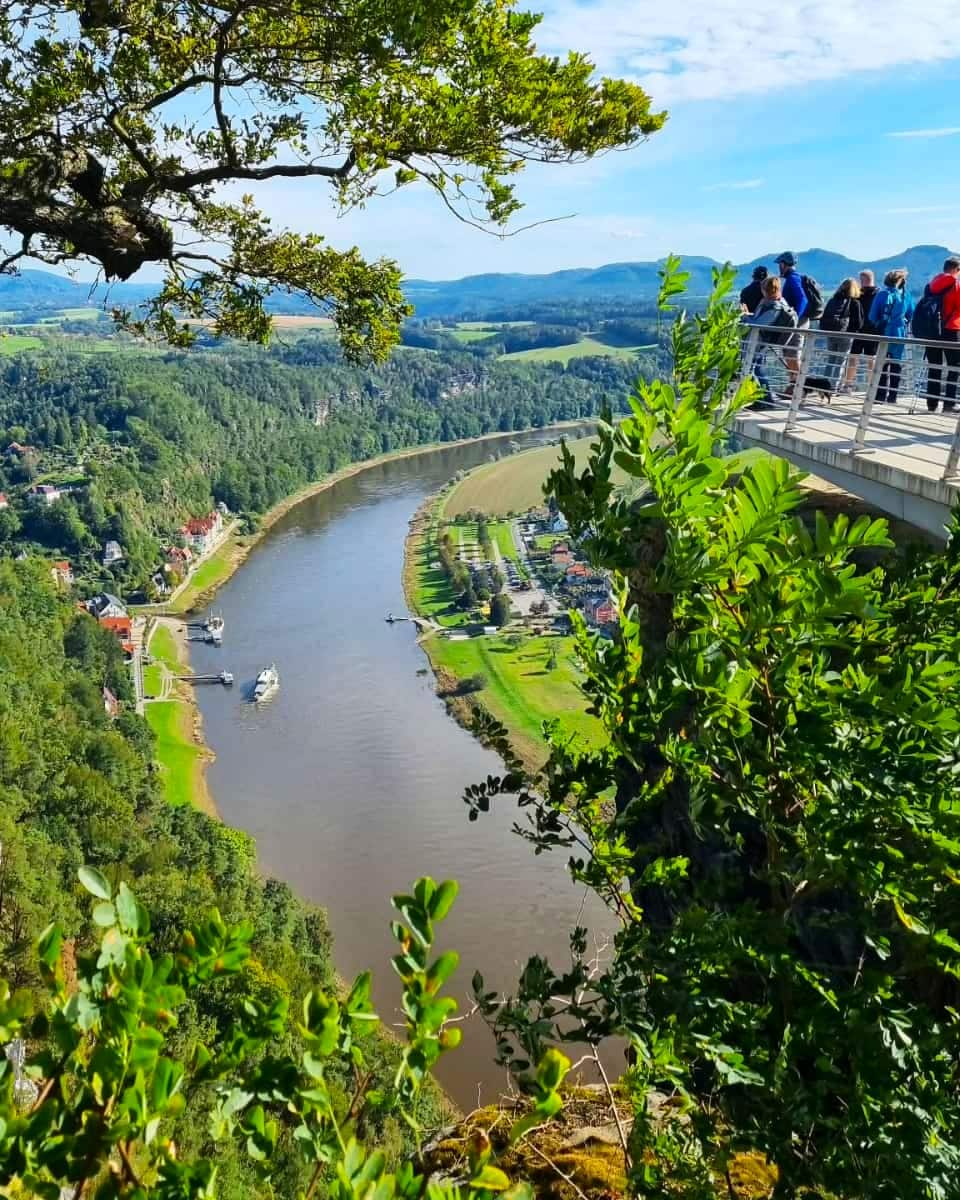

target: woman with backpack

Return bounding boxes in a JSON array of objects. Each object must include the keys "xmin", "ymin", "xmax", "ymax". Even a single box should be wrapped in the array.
[
  {"xmin": 820, "ymin": 278, "xmax": 863, "ymax": 390},
  {"xmin": 868, "ymin": 268, "xmax": 915, "ymax": 404}
]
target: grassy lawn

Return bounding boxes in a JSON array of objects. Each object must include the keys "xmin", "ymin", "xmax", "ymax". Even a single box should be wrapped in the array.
[
  {"xmin": 532, "ymin": 533, "xmax": 559, "ymax": 551},
  {"xmin": 145, "ymin": 701, "xmax": 204, "ymax": 807},
  {"xmin": 430, "ymin": 633, "xmax": 602, "ymax": 760},
  {"xmin": 445, "ymin": 435, "xmax": 629, "ymax": 517},
  {"xmin": 490, "ymin": 520, "xmax": 518, "ymax": 561},
  {"xmin": 143, "ymin": 663, "xmax": 164, "ymax": 697},
  {"xmin": 409, "ymin": 526, "xmax": 468, "ymax": 628},
  {"xmin": 500, "ymin": 337, "xmax": 657, "ymax": 363},
  {"xmin": 168, "ymin": 537, "xmax": 239, "ymax": 613},
  {"xmin": 149, "ymin": 621, "xmax": 182, "ymax": 671},
  {"xmin": 0, "ymin": 334, "xmax": 44, "ymax": 353}
]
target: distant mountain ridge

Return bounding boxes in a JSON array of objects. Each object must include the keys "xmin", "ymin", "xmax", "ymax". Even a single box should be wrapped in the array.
[
  {"xmin": 404, "ymin": 245, "xmax": 959, "ymax": 316},
  {"xmin": 1, "ymin": 246, "xmax": 956, "ymax": 319}
]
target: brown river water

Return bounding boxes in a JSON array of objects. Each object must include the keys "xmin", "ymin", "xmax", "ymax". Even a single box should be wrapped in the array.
[{"xmin": 189, "ymin": 428, "xmax": 612, "ymax": 1107}]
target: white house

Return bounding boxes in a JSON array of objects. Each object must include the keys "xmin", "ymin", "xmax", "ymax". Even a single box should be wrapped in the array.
[
  {"xmin": 102, "ymin": 540, "xmax": 124, "ymax": 566},
  {"xmin": 27, "ymin": 484, "xmax": 62, "ymax": 506}
]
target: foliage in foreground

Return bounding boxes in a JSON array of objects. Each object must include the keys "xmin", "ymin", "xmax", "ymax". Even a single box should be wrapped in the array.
[
  {"xmin": 464, "ymin": 260, "xmax": 960, "ymax": 1198},
  {"xmin": 0, "ymin": 0, "xmax": 663, "ymax": 355},
  {"xmin": 0, "ymin": 870, "xmax": 570, "ymax": 1199}
]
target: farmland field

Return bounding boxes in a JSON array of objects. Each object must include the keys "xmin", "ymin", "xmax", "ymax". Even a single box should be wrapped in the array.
[
  {"xmin": 0, "ymin": 334, "xmax": 44, "ymax": 353},
  {"xmin": 444, "ymin": 434, "xmax": 629, "ymax": 516},
  {"xmin": 500, "ymin": 337, "xmax": 657, "ymax": 363}
]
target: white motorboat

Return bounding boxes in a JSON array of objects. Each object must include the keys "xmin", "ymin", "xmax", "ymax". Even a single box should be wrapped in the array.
[{"xmin": 253, "ymin": 664, "xmax": 279, "ymax": 703}]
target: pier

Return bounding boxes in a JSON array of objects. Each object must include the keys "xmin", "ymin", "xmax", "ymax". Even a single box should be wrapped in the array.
[{"xmin": 176, "ymin": 670, "xmax": 234, "ymax": 686}]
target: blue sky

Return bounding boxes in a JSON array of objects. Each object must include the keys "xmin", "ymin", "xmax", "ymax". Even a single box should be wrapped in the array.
[
  {"xmin": 15, "ymin": 0, "xmax": 960, "ymax": 281},
  {"xmin": 273, "ymin": 0, "xmax": 960, "ymax": 278}
]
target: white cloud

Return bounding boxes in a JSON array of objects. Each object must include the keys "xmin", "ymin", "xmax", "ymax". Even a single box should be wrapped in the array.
[
  {"xmin": 887, "ymin": 127, "xmax": 960, "ymax": 139},
  {"xmin": 701, "ymin": 179, "xmax": 764, "ymax": 192},
  {"xmin": 535, "ymin": 0, "xmax": 960, "ymax": 104}
]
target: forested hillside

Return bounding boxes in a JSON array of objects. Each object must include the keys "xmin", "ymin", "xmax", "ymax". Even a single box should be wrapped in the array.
[
  {"xmin": 0, "ymin": 339, "xmax": 635, "ymax": 591},
  {"xmin": 0, "ymin": 559, "xmax": 436, "ymax": 1196}
]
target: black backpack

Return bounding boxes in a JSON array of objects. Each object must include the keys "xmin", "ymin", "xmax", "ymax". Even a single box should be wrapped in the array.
[
  {"xmin": 801, "ymin": 275, "xmax": 825, "ymax": 321},
  {"xmin": 912, "ymin": 284, "xmax": 949, "ymax": 341},
  {"xmin": 820, "ymin": 295, "xmax": 851, "ymax": 333}
]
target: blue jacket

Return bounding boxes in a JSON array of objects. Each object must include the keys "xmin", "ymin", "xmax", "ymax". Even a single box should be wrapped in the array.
[
  {"xmin": 780, "ymin": 269, "xmax": 808, "ymax": 322},
  {"xmin": 869, "ymin": 286, "xmax": 915, "ymax": 360}
]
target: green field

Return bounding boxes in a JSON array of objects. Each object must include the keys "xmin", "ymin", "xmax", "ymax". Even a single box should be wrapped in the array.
[
  {"xmin": 490, "ymin": 520, "xmax": 518, "ymax": 561},
  {"xmin": 445, "ymin": 435, "xmax": 628, "ymax": 517},
  {"xmin": 500, "ymin": 337, "xmax": 657, "ymax": 363},
  {"xmin": 456, "ymin": 320, "xmax": 534, "ymax": 330},
  {"xmin": 447, "ymin": 328, "xmax": 499, "ymax": 344},
  {"xmin": 145, "ymin": 701, "xmax": 204, "ymax": 807},
  {"xmin": 0, "ymin": 334, "xmax": 44, "ymax": 354},
  {"xmin": 168, "ymin": 536, "xmax": 239, "ymax": 613},
  {"xmin": 430, "ymin": 633, "xmax": 601, "ymax": 762},
  {"xmin": 143, "ymin": 663, "xmax": 164, "ymax": 697},
  {"xmin": 408, "ymin": 520, "xmax": 469, "ymax": 628},
  {"xmin": 149, "ymin": 621, "xmax": 181, "ymax": 671}
]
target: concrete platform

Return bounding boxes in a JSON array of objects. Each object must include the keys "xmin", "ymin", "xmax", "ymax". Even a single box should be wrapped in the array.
[{"xmin": 733, "ymin": 396, "xmax": 960, "ymax": 539}]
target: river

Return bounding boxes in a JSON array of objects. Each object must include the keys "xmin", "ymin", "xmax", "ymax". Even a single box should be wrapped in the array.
[{"xmin": 189, "ymin": 428, "xmax": 609, "ymax": 1107}]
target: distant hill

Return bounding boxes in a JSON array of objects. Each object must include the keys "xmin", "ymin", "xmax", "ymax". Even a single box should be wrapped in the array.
[
  {"xmin": 1, "ymin": 246, "xmax": 956, "ymax": 319},
  {"xmin": 404, "ymin": 245, "xmax": 959, "ymax": 317}
]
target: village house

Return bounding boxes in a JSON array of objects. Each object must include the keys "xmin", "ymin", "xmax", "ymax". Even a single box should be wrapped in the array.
[
  {"xmin": 86, "ymin": 592, "xmax": 127, "ymax": 620},
  {"xmin": 4, "ymin": 442, "xmax": 33, "ymax": 458},
  {"xmin": 583, "ymin": 593, "xmax": 617, "ymax": 627},
  {"xmin": 164, "ymin": 545, "xmax": 194, "ymax": 570},
  {"xmin": 564, "ymin": 562, "xmax": 591, "ymax": 585},
  {"xmin": 0, "ymin": 493, "xmax": 8, "ymax": 509},
  {"xmin": 98, "ymin": 615, "xmax": 134, "ymax": 658},
  {"xmin": 27, "ymin": 483, "xmax": 62, "ymax": 505},
  {"xmin": 179, "ymin": 510, "xmax": 224, "ymax": 555},
  {"xmin": 548, "ymin": 512, "xmax": 569, "ymax": 534},
  {"xmin": 102, "ymin": 540, "xmax": 124, "ymax": 566},
  {"xmin": 50, "ymin": 560, "xmax": 74, "ymax": 588},
  {"xmin": 102, "ymin": 686, "xmax": 120, "ymax": 719}
]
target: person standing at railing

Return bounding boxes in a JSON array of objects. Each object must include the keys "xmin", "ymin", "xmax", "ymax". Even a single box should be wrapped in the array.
[
  {"xmin": 820, "ymin": 278, "xmax": 863, "ymax": 389},
  {"xmin": 916, "ymin": 256, "xmax": 960, "ymax": 413},
  {"xmin": 844, "ymin": 269, "xmax": 880, "ymax": 392},
  {"xmin": 739, "ymin": 265, "xmax": 769, "ymax": 315},
  {"xmin": 743, "ymin": 275, "xmax": 798, "ymax": 408},
  {"xmin": 868, "ymin": 268, "xmax": 914, "ymax": 404},
  {"xmin": 775, "ymin": 252, "xmax": 809, "ymax": 382}
]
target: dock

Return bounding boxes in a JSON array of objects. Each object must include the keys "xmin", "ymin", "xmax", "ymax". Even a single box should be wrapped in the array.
[{"xmin": 176, "ymin": 670, "xmax": 234, "ymax": 686}]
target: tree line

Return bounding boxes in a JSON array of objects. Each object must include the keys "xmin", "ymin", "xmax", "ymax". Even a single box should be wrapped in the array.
[{"xmin": 0, "ymin": 339, "xmax": 633, "ymax": 593}]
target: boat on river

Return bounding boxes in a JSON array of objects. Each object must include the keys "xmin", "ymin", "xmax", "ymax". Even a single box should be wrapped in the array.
[{"xmin": 253, "ymin": 664, "xmax": 279, "ymax": 703}]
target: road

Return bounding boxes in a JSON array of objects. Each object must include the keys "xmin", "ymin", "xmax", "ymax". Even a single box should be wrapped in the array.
[{"xmin": 130, "ymin": 616, "xmax": 147, "ymax": 714}]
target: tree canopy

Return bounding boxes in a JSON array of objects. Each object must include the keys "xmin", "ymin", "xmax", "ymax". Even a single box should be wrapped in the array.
[{"xmin": 0, "ymin": 0, "xmax": 664, "ymax": 356}]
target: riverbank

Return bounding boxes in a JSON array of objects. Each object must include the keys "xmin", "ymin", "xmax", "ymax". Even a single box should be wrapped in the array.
[
  {"xmin": 167, "ymin": 421, "xmax": 593, "ymax": 809},
  {"xmin": 143, "ymin": 616, "xmax": 216, "ymax": 815},
  {"xmin": 403, "ymin": 489, "xmax": 601, "ymax": 771}
]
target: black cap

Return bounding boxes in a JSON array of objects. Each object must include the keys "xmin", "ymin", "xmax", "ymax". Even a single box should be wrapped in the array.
[
  {"xmin": 775, "ymin": 252, "xmax": 796, "ymax": 267},
  {"xmin": 752, "ymin": 266, "xmax": 769, "ymax": 281}
]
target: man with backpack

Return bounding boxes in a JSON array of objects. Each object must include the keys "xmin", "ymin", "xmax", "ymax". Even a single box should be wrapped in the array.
[
  {"xmin": 775, "ymin": 252, "xmax": 823, "ymax": 382},
  {"xmin": 916, "ymin": 256, "xmax": 960, "ymax": 413}
]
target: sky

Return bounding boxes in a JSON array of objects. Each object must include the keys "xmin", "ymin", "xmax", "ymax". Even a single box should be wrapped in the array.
[
  {"xmin": 14, "ymin": 0, "xmax": 960, "ymax": 281},
  {"xmin": 273, "ymin": 0, "xmax": 960, "ymax": 279}
]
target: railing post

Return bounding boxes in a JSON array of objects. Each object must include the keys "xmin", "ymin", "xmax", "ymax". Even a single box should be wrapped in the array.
[
  {"xmin": 740, "ymin": 325, "xmax": 759, "ymax": 389},
  {"xmin": 944, "ymin": 411, "xmax": 960, "ymax": 479},
  {"xmin": 852, "ymin": 340, "xmax": 889, "ymax": 454},
  {"xmin": 785, "ymin": 328, "xmax": 817, "ymax": 432}
]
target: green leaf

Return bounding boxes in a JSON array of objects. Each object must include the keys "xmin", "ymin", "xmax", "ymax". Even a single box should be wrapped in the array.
[
  {"xmin": 430, "ymin": 879, "xmax": 459, "ymax": 922},
  {"xmin": 893, "ymin": 897, "xmax": 929, "ymax": 936},
  {"xmin": 116, "ymin": 883, "xmax": 140, "ymax": 934},
  {"xmin": 92, "ymin": 902, "xmax": 117, "ymax": 927},
  {"xmin": 78, "ymin": 866, "xmax": 111, "ymax": 901},
  {"xmin": 470, "ymin": 1165, "xmax": 511, "ymax": 1192}
]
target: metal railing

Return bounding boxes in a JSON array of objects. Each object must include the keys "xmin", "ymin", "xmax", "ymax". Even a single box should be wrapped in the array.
[{"xmin": 737, "ymin": 323, "xmax": 960, "ymax": 481}]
